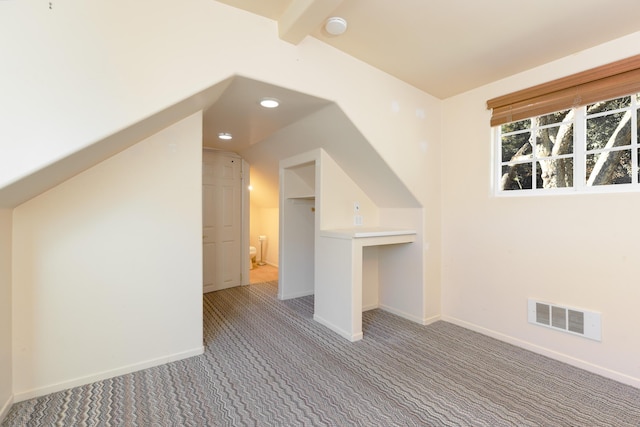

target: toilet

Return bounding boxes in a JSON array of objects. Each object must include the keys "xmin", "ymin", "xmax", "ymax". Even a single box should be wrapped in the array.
[{"xmin": 249, "ymin": 246, "xmax": 257, "ymax": 269}]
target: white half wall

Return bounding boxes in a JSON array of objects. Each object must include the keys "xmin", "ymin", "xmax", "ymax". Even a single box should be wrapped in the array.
[
  {"xmin": 11, "ymin": 112, "xmax": 204, "ymax": 400},
  {"xmin": 0, "ymin": 209, "xmax": 12, "ymax": 422},
  {"xmin": 441, "ymin": 32, "xmax": 640, "ymax": 387}
]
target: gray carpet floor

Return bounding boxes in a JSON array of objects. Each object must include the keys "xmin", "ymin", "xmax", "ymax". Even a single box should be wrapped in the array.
[{"xmin": 3, "ymin": 281, "xmax": 640, "ymax": 426}]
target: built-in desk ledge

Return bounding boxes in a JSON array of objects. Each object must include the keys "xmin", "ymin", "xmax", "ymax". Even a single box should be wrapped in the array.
[{"xmin": 320, "ymin": 227, "xmax": 417, "ymax": 240}]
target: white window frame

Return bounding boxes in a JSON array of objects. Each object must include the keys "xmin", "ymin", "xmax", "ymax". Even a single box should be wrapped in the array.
[{"xmin": 494, "ymin": 94, "xmax": 640, "ymax": 196}]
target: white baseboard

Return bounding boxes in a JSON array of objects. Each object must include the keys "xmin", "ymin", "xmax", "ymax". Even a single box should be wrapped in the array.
[
  {"xmin": 13, "ymin": 346, "xmax": 204, "ymax": 403},
  {"xmin": 313, "ymin": 314, "xmax": 363, "ymax": 342},
  {"xmin": 421, "ymin": 314, "xmax": 442, "ymax": 326},
  {"xmin": 203, "ymin": 284, "xmax": 217, "ymax": 294},
  {"xmin": 253, "ymin": 261, "xmax": 278, "ymax": 269},
  {"xmin": 362, "ymin": 303, "xmax": 379, "ymax": 312},
  {"xmin": 443, "ymin": 316, "xmax": 640, "ymax": 389},
  {"xmin": 0, "ymin": 394, "xmax": 13, "ymax": 424},
  {"xmin": 379, "ymin": 304, "xmax": 441, "ymax": 326}
]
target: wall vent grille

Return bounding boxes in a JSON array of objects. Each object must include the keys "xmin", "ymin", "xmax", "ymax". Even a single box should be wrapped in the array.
[{"xmin": 528, "ymin": 299, "xmax": 601, "ymax": 341}]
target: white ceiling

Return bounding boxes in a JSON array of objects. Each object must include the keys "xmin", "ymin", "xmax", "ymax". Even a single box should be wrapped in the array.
[
  {"xmin": 216, "ymin": 0, "xmax": 640, "ymax": 99},
  {"xmin": 202, "ymin": 77, "xmax": 331, "ymax": 151}
]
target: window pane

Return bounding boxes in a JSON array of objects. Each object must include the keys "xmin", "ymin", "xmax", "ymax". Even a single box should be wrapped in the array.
[
  {"xmin": 587, "ymin": 95, "xmax": 631, "ymax": 113},
  {"xmin": 586, "ymin": 150, "xmax": 631, "ymax": 185},
  {"xmin": 502, "ymin": 132, "xmax": 531, "ymax": 162},
  {"xmin": 536, "ymin": 123, "xmax": 573, "ymax": 157},
  {"xmin": 501, "ymin": 163, "xmax": 533, "ymax": 190},
  {"xmin": 538, "ymin": 109, "xmax": 571, "ymax": 125},
  {"xmin": 537, "ymin": 158, "xmax": 573, "ymax": 188},
  {"xmin": 496, "ymin": 95, "xmax": 639, "ymax": 194},
  {"xmin": 586, "ymin": 112, "xmax": 629, "ymax": 151},
  {"xmin": 501, "ymin": 119, "xmax": 530, "ymax": 133}
]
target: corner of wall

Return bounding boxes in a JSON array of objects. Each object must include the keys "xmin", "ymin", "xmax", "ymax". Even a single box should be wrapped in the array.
[
  {"xmin": 10, "ymin": 113, "xmax": 203, "ymax": 400},
  {"xmin": 0, "ymin": 208, "xmax": 13, "ymax": 423},
  {"xmin": 0, "ymin": 394, "xmax": 13, "ymax": 424}
]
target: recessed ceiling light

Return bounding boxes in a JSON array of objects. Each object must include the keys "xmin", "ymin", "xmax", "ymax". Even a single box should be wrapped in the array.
[
  {"xmin": 325, "ymin": 17, "xmax": 347, "ymax": 36},
  {"xmin": 259, "ymin": 98, "xmax": 280, "ymax": 108},
  {"xmin": 218, "ymin": 132, "xmax": 232, "ymax": 140}
]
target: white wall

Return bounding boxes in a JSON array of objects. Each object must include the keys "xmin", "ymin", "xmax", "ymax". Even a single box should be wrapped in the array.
[
  {"xmin": 0, "ymin": 1, "xmax": 440, "ymax": 205},
  {"xmin": 0, "ymin": 209, "xmax": 12, "ymax": 421},
  {"xmin": 11, "ymin": 113, "xmax": 204, "ymax": 400},
  {"xmin": 319, "ymin": 150, "xmax": 378, "ymax": 230},
  {"xmin": 379, "ymin": 208, "xmax": 427, "ymax": 323},
  {"xmin": 1, "ymin": 0, "xmax": 442, "ymax": 315},
  {"xmin": 1, "ymin": 0, "xmax": 442, "ymax": 401},
  {"xmin": 441, "ymin": 32, "xmax": 640, "ymax": 387}
]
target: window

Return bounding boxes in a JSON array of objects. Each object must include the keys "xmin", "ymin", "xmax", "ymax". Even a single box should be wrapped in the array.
[
  {"xmin": 488, "ymin": 54, "xmax": 640, "ymax": 194},
  {"xmin": 497, "ymin": 93, "xmax": 640, "ymax": 193}
]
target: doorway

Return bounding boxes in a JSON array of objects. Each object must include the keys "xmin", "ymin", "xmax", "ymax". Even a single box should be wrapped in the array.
[
  {"xmin": 202, "ymin": 149, "xmax": 249, "ymax": 293},
  {"xmin": 249, "ymin": 264, "xmax": 278, "ymax": 284}
]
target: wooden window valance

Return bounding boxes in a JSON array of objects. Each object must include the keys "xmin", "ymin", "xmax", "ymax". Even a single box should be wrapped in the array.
[{"xmin": 487, "ymin": 54, "xmax": 640, "ymax": 126}]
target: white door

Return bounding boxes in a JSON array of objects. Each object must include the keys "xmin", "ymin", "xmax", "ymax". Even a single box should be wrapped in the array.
[{"xmin": 203, "ymin": 151, "xmax": 243, "ymax": 293}]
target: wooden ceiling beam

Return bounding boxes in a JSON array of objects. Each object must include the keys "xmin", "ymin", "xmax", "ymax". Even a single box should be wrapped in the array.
[{"xmin": 278, "ymin": 0, "xmax": 343, "ymax": 44}]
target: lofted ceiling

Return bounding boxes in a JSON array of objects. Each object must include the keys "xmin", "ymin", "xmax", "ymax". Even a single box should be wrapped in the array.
[
  {"xmin": 216, "ymin": 0, "xmax": 640, "ymax": 99},
  {"xmin": 203, "ymin": 1, "xmax": 640, "ymax": 208},
  {"xmin": 6, "ymin": 1, "xmax": 640, "ymax": 209},
  {"xmin": 201, "ymin": 76, "xmax": 420, "ymax": 210},
  {"xmin": 202, "ymin": 77, "xmax": 331, "ymax": 152}
]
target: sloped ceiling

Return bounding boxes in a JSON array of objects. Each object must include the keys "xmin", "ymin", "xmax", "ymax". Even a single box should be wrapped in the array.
[
  {"xmin": 0, "ymin": 79, "xmax": 237, "ymax": 208},
  {"xmin": 204, "ymin": 76, "xmax": 420, "ymax": 210},
  {"xmin": 216, "ymin": 0, "xmax": 640, "ymax": 99},
  {"xmin": 202, "ymin": 77, "xmax": 332, "ymax": 150},
  {"xmin": 239, "ymin": 101, "xmax": 421, "ymax": 210},
  {"xmin": 201, "ymin": 0, "xmax": 640, "ymax": 208},
  {"xmin": 8, "ymin": 1, "xmax": 640, "ymax": 208},
  {"xmin": 0, "ymin": 73, "xmax": 418, "ymax": 210}
]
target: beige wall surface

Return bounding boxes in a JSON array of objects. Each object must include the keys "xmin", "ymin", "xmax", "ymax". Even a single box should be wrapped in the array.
[
  {"xmin": 0, "ymin": 209, "xmax": 12, "ymax": 420},
  {"xmin": 0, "ymin": 0, "xmax": 440, "ymax": 207},
  {"xmin": 441, "ymin": 32, "xmax": 640, "ymax": 387},
  {"xmin": 319, "ymin": 150, "xmax": 378, "ymax": 230},
  {"xmin": 2, "ymin": 0, "xmax": 639, "ymax": 400},
  {"xmin": 11, "ymin": 113, "xmax": 204, "ymax": 400},
  {"xmin": 1, "ymin": 0, "xmax": 442, "ymax": 326},
  {"xmin": 252, "ymin": 207, "xmax": 280, "ymax": 267},
  {"xmin": 248, "ymin": 162, "xmax": 280, "ymax": 266}
]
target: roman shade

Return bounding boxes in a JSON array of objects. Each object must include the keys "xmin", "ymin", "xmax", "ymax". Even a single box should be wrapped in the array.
[{"xmin": 487, "ymin": 54, "xmax": 640, "ymax": 126}]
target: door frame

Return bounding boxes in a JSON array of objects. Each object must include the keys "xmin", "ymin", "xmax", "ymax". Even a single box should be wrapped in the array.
[{"xmin": 240, "ymin": 156, "xmax": 250, "ymax": 285}]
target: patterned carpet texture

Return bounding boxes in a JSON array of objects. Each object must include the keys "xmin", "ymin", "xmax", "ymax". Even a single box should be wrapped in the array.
[{"xmin": 4, "ymin": 281, "xmax": 640, "ymax": 426}]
